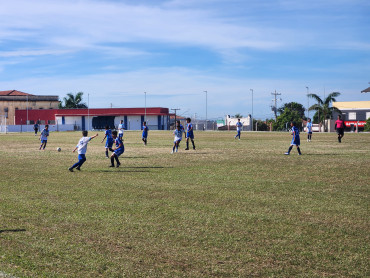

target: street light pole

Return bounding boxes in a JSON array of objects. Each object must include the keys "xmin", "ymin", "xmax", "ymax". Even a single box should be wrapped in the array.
[
  {"xmin": 144, "ymin": 92, "xmax": 147, "ymax": 122},
  {"xmin": 204, "ymin": 90, "xmax": 207, "ymax": 131},
  {"xmin": 250, "ymin": 89, "xmax": 253, "ymax": 131},
  {"xmin": 306, "ymin": 86, "xmax": 309, "ymax": 118}
]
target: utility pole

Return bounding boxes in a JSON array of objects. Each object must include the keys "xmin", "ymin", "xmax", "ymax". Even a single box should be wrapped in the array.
[
  {"xmin": 171, "ymin": 108, "xmax": 180, "ymax": 129},
  {"xmin": 271, "ymin": 90, "xmax": 281, "ymax": 122},
  {"xmin": 306, "ymin": 86, "xmax": 309, "ymax": 118}
]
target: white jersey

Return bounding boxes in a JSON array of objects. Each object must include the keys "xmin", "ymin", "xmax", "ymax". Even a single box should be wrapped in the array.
[
  {"xmin": 76, "ymin": 136, "xmax": 92, "ymax": 154},
  {"xmin": 118, "ymin": 123, "xmax": 124, "ymax": 135},
  {"xmin": 173, "ymin": 129, "xmax": 183, "ymax": 142}
]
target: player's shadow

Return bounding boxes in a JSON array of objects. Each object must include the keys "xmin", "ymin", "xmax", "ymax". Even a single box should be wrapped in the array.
[
  {"xmin": 125, "ymin": 166, "xmax": 171, "ymax": 169},
  {"xmin": 95, "ymin": 169, "xmax": 150, "ymax": 173},
  {"xmin": 124, "ymin": 157, "xmax": 147, "ymax": 159},
  {"xmin": 0, "ymin": 229, "xmax": 26, "ymax": 233},
  {"xmin": 303, "ymin": 153, "xmax": 344, "ymax": 156}
]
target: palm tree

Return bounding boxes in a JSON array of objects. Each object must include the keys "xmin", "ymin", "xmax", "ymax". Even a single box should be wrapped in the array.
[
  {"xmin": 59, "ymin": 92, "xmax": 88, "ymax": 109},
  {"xmin": 307, "ymin": 92, "xmax": 342, "ymax": 131}
]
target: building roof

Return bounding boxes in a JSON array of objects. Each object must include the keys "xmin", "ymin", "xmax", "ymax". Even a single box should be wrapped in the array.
[
  {"xmin": 0, "ymin": 90, "xmax": 34, "ymax": 96},
  {"xmin": 361, "ymin": 87, "xmax": 370, "ymax": 93},
  {"xmin": 333, "ymin": 101, "xmax": 370, "ymax": 110}
]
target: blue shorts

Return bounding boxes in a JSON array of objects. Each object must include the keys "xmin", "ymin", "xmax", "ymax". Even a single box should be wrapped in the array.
[
  {"xmin": 186, "ymin": 132, "xmax": 194, "ymax": 139},
  {"xmin": 41, "ymin": 139, "xmax": 47, "ymax": 144},
  {"xmin": 142, "ymin": 133, "xmax": 148, "ymax": 139},
  {"xmin": 114, "ymin": 147, "xmax": 124, "ymax": 157},
  {"xmin": 105, "ymin": 139, "xmax": 113, "ymax": 148},
  {"xmin": 118, "ymin": 133, "xmax": 123, "ymax": 140},
  {"xmin": 291, "ymin": 138, "xmax": 300, "ymax": 146}
]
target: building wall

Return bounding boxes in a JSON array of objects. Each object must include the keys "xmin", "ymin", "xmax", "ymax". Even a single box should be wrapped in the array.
[{"xmin": 0, "ymin": 99, "xmax": 59, "ymax": 125}]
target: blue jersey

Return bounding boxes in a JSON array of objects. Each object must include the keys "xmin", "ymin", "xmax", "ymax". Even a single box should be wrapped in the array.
[
  {"xmin": 114, "ymin": 137, "xmax": 124, "ymax": 156},
  {"xmin": 115, "ymin": 137, "xmax": 124, "ymax": 150},
  {"xmin": 291, "ymin": 126, "xmax": 300, "ymax": 145},
  {"xmin": 142, "ymin": 125, "xmax": 148, "ymax": 138},
  {"xmin": 306, "ymin": 122, "xmax": 312, "ymax": 133},
  {"xmin": 105, "ymin": 129, "xmax": 113, "ymax": 142},
  {"xmin": 186, "ymin": 123, "xmax": 194, "ymax": 139}
]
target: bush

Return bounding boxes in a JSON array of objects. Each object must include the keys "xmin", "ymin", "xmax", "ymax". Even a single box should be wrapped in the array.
[{"xmin": 364, "ymin": 118, "xmax": 370, "ymax": 131}]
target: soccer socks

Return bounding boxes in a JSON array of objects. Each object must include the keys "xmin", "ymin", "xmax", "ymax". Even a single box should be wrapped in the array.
[
  {"xmin": 297, "ymin": 147, "xmax": 302, "ymax": 155},
  {"xmin": 191, "ymin": 140, "xmax": 195, "ymax": 149},
  {"xmin": 287, "ymin": 146, "xmax": 293, "ymax": 154},
  {"xmin": 186, "ymin": 141, "xmax": 189, "ymax": 150},
  {"xmin": 114, "ymin": 155, "xmax": 120, "ymax": 165},
  {"xmin": 110, "ymin": 156, "xmax": 115, "ymax": 166},
  {"xmin": 105, "ymin": 150, "xmax": 109, "ymax": 157}
]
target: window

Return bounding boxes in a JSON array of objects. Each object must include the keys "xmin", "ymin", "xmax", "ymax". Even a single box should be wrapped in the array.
[
  {"xmin": 348, "ymin": 112, "xmax": 356, "ymax": 120},
  {"xmin": 39, "ymin": 107, "xmax": 44, "ymax": 110},
  {"xmin": 48, "ymin": 120, "xmax": 55, "ymax": 124},
  {"xmin": 366, "ymin": 112, "xmax": 370, "ymax": 120}
]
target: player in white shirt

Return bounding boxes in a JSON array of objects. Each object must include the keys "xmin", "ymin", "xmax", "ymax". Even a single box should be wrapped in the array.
[
  {"xmin": 118, "ymin": 120, "xmax": 125, "ymax": 141},
  {"xmin": 172, "ymin": 125, "xmax": 184, "ymax": 153},
  {"xmin": 234, "ymin": 119, "xmax": 243, "ymax": 140},
  {"xmin": 39, "ymin": 125, "xmax": 49, "ymax": 150},
  {"xmin": 69, "ymin": 131, "xmax": 98, "ymax": 172}
]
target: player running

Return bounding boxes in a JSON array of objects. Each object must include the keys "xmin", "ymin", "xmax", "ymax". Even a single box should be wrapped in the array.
[
  {"xmin": 110, "ymin": 130, "xmax": 124, "ymax": 168},
  {"xmin": 185, "ymin": 118, "xmax": 195, "ymax": 150},
  {"xmin": 101, "ymin": 125, "xmax": 114, "ymax": 158}
]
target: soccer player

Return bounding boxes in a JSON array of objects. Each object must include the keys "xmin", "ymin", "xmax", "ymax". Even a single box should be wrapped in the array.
[
  {"xmin": 142, "ymin": 121, "xmax": 148, "ymax": 145},
  {"xmin": 110, "ymin": 130, "xmax": 124, "ymax": 168},
  {"xmin": 185, "ymin": 118, "xmax": 195, "ymax": 150},
  {"xmin": 172, "ymin": 124, "xmax": 184, "ymax": 154},
  {"xmin": 306, "ymin": 118, "xmax": 313, "ymax": 142},
  {"xmin": 39, "ymin": 124, "xmax": 49, "ymax": 150},
  {"xmin": 118, "ymin": 120, "xmax": 125, "ymax": 141},
  {"xmin": 284, "ymin": 121, "xmax": 302, "ymax": 155},
  {"xmin": 101, "ymin": 125, "xmax": 114, "ymax": 158},
  {"xmin": 33, "ymin": 122, "xmax": 39, "ymax": 136},
  {"xmin": 234, "ymin": 119, "xmax": 243, "ymax": 140},
  {"xmin": 335, "ymin": 115, "xmax": 346, "ymax": 143},
  {"xmin": 69, "ymin": 131, "xmax": 98, "ymax": 172}
]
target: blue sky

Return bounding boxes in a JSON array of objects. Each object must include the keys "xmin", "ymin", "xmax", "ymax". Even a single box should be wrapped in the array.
[{"xmin": 0, "ymin": 0, "xmax": 369, "ymax": 120}]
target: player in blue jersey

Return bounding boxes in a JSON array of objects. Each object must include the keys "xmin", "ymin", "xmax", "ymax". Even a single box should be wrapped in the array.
[
  {"xmin": 101, "ymin": 125, "xmax": 114, "ymax": 158},
  {"xmin": 234, "ymin": 119, "xmax": 243, "ymax": 140},
  {"xmin": 185, "ymin": 118, "xmax": 195, "ymax": 150},
  {"xmin": 142, "ymin": 121, "xmax": 148, "ymax": 145},
  {"xmin": 110, "ymin": 130, "xmax": 124, "ymax": 168},
  {"xmin": 285, "ymin": 121, "xmax": 302, "ymax": 155},
  {"xmin": 306, "ymin": 118, "xmax": 313, "ymax": 142},
  {"xmin": 69, "ymin": 131, "xmax": 98, "ymax": 172},
  {"xmin": 118, "ymin": 120, "xmax": 125, "ymax": 141},
  {"xmin": 39, "ymin": 125, "xmax": 49, "ymax": 150},
  {"xmin": 172, "ymin": 124, "xmax": 184, "ymax": 154}
]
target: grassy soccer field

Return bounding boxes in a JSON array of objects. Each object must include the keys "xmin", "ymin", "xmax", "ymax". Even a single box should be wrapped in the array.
[{"xmin": 0, "ymin": 131, "xmax": 369, "ymax": 277}]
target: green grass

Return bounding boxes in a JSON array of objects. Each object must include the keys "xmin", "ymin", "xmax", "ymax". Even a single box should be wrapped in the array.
[{"xmin": 0, "ymin": 131, "xmax": 369, "ymax": 277}]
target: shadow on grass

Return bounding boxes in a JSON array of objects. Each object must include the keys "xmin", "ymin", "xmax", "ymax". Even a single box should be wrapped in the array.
[
  {"xmin": 93, "ymin": 169, "xmax": 150, "ymax": 173},
  {"xmin": 302, "ymin": 153, "xmax": 346, "ymax": 156},
  {"xmin": 125, "ymin": 166, "xmax": 171, "ymax": 169},
  {"xmin": 0, "ymin": 229, "xmax": 26, "ymax": 233}
]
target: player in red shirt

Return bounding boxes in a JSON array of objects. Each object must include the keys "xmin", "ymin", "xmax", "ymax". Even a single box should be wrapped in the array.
[{"xmin": 335, "ymin": 115, "xmax": 346, "ymax": 143}]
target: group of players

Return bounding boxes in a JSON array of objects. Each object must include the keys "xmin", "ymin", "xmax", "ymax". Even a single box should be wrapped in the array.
[
  {"xmin": 284, "ymin": 114, "xmax": 346, "ymax": 155},
  {"xmin": 35, "ymin": 115, "xmax": 347, "ymax": 171},
  {"xmin": 68, "ymin": 118, "xmax": 195, "ymax": 172}
]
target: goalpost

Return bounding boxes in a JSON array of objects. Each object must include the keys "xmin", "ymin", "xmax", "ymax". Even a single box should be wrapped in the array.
[{"xmin": 0, "ymin": 114, "xmax": 7, "ymax": 133}]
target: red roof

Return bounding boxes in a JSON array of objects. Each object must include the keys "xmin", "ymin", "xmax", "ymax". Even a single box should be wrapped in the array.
[{"xmin": 0, "ymin": 90, "xmax": 34, "ymax": 96}]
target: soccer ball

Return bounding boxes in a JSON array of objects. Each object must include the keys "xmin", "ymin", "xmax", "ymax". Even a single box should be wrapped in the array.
[{"xmin": 57, "ymin": 147, "xmax": 61, "ymax": 152}]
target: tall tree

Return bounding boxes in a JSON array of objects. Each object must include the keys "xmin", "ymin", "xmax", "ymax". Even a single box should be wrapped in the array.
[
  {"xmin": 234, "ymin": 113, "xmax": 243, "ymax": 118},
  {"xmin": 307, "ymin": 92, "xmax": 342, "ymax": 131},
  {"xmin": 278, "ymin": 102, "xmax": 306, "ymax": 119},
  {"xmin": 59, "ymin": 92, "xmax": 88, "ymax": 109},
  {"xmin": 273, "ymin": 107, "xmax": 302, "ymax": 131}
]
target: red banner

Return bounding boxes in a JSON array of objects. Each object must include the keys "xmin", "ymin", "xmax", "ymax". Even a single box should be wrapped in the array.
[{"xmin": 344, "ymin": 121, "xmax": 366, "ymax": 127}]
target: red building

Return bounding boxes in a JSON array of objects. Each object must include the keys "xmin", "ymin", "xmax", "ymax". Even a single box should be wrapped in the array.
[{"xmin": 15, "ymin": 107, "xmax": 170, "ymax": 130}]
